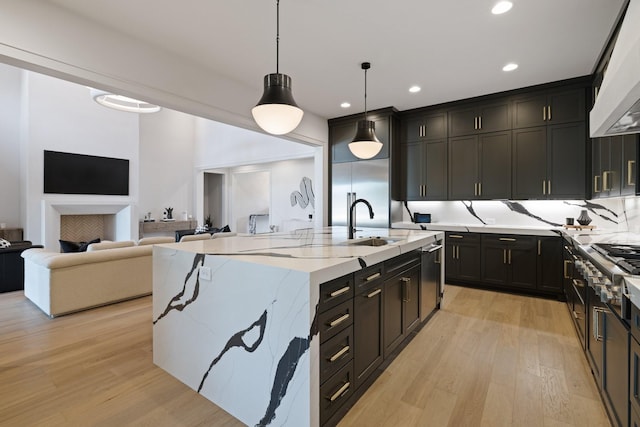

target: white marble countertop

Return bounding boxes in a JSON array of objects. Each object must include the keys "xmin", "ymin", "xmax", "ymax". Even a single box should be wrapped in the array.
[{"xmin": 157, "ymin": 227, "xmax": 443, "ymax": 284}]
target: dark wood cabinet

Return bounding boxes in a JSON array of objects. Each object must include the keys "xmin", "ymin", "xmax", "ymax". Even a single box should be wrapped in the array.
[
  {"xmin": 512, "ymin": 123, "xmax": 586, "ymax": 199},
  {"xmin": 587, "ymin": 286, "xmax": 604, "ymax": 388},
  {"xmin": 445, "ymin": 232, "xmax": 481, "ymax": 283},
  {"xmin": 602, "ymin": 308, "xmax": 630, "ymax": 427},
  {"xmin": 448, "ymin": 131, "xmax": 511, "ymax": 200},
  {"xmin": 593, "ymin": 134, "xmax": 639, "ymax": 198},
  {"xmin": 448, "ymin": 100, "xmax": 511, "ymax": 137},
  {"xmin": 481, "ymin": 235, "xmax": 537, "ymax": 290},
  {"xmin": 631, "ymin": 332, "xmax": 640, "ymax": 419},
  {"xmin": 353, "ymin": 268, "xmax": 384, "ymax": 389},
  {"xmin": 383, "ymin": 253, "xmax": 421, "ymax": 358},
  {"xmin": 403, "ymin": 139, "xmax": 447, "ymax": 200},
  {"xmin": 404, "ymin": 111, "xmax": 447, "ymax": 142},
  {"xmin": 513, "ymin": 88, "xmax": 585, "ymax": 129},
  {"xmin": 536, "ymin": 237, "xmax": 563, "ymax": 293}
]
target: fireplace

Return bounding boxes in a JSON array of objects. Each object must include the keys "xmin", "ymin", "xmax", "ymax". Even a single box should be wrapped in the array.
[{"xmin": 42, "ymin": 200, "xmax": 136, "ymax": 251}]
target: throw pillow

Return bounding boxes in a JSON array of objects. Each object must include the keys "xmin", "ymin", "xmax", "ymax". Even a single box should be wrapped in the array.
[
  {"xmin": 0, "ymin": 238, "xmax": 11, "ymax": 249},
  {"xmin": 59, "ymin": 237, "xmax": 101, "ymax": 253}
]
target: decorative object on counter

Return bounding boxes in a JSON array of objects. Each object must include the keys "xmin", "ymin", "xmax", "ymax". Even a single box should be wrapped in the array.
[
  {"xmin": 349, "ymin": 62, "xmax": 383, "ymax": 159},
  {"xmin": 205, "ymin": 215, "xmax": 213, "ymax": 228},
  {"xmin": 251, "ymin": 0, "xmax": 303, "ymax": 135},
  {"xmin": 144, "ymin": 212, "xmax": 155, "ymax": 222},
  {"xmin": 290, "ymin": 176, "xmax": 315, "ymax": 208},
  {"xmin": 577, "ymin": 209, "xmax": 592, "ymax": 225},
  {"xmin": 164, "ymin": 207, "xmax": 173, "ymax": 220},
  {"xmin": 566, "ymin": 217, "xmax": 575, "ymax": 225}
]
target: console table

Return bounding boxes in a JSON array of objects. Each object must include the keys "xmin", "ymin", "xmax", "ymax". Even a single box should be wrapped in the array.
[
  {"xmin": 139, "ymin": 220, "xmax": 198, "ymax": 238},
  {"xmin": 0, "ymin": 228, "xmax": 23, "ymax": 242}
]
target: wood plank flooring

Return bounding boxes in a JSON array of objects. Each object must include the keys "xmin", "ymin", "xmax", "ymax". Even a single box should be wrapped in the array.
[{"xmin": 0, "ymin": 285, "xmax": 609, "ymax": 426}]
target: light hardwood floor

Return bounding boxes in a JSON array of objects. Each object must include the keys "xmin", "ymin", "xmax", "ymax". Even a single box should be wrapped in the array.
[{"xmin": 0, "ymin": 285, "xmax": 609, "ymax": 427}]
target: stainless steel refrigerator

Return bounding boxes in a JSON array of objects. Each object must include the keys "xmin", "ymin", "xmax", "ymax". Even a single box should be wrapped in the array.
[{"xmin": 331, "ymin": 158, "xmax": 394, "ymax": 228}]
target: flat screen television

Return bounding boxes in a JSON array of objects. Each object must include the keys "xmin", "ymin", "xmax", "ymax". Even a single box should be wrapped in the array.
[{"xmin": 43, "ymin": 150, "xmax": 130, "ymax": 196}]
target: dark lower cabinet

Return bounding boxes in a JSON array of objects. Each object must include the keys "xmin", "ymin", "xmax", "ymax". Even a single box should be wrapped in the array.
[
  {"xmin": 320, "ymin": 361, "xmax": 354, "ymax": 426},
  {"xmin": 445, "ymin": 232, "xmax": 481, "ymax": 283},
  {"xmin": 586, "ymin": 286, "xmax": 604, "ymax": 388},
  {"xmin": 383, "ymin": 263, "xmax": 420, "ymax": 358},
  {"xmin": 481, "ymin": 235, "xmax": 537, "ymax": 291},
  {"xmin": 353, "ymin": 278, "xmax": 384, "ymax": 389},
  {"xmin": 602, "ymin": 308, "xmax": 629, "ymax": 427},
  {"xmin": 536, "ymin": 237, "xmax": 563, "ymax": 293},
  {"xmin": 630, "ymin": 333, "xmax": 640, "ymax": 421}
]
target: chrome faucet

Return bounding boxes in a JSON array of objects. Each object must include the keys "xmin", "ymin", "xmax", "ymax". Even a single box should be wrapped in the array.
[{"xmin": 348, "ymin": 198, "xmax": 374, "ymax": 239}]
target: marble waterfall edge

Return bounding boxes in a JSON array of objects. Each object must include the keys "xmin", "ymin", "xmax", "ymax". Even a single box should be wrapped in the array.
[{"xmin": 152, "ymin": 246, "xmax": 320, "ymax": 426}]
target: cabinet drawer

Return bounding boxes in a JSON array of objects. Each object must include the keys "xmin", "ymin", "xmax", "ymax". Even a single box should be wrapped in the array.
[
  {"xmin": 354, "ymin": 263, "xmax": 384, "ymax": 294},
  {"xmin": 319, "ymin": 274, "xmax": 354, "ymax": 313},
  {"xmin": 385, "ymin": 251, "xmax": 420, "ymax": 278},
  {"xmin": 446, "ymin": 232, "xmax": 480, "ymax": 244},
  {"xmin": 320, "ymin": 326, "xmax": 353, "ymax": 384},
  {"xmin": 320, "ymin": 360, "xmax": 354, "ymax": 426},
  {"xmin": 319, "ymin": 299, "xmax": 353, "ymax": 343},
  {"xmin": 481, "ymin": 234, "xmax": 535, "ymax": 247}
]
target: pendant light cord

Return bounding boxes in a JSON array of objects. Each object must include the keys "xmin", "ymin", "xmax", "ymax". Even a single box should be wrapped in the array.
[
  {"xmin": 364, "ymin": 66, "xmax": 368, "ymax": 119},
  {"xmin": 276, "ymin": 0, "xmax": 280, "ymax": 74}
]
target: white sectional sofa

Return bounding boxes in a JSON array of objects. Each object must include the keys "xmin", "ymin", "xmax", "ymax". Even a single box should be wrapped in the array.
[{"xmin": 22, "ymin": 236, "xmax": 174, "ymax": 317}]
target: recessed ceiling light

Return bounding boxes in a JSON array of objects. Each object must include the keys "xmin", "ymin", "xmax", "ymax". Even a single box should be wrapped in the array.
[
  {"xmin": 502, "ymin": 63, "xmax": 518, "ymax": 72},
  {"xmin": 491, "ymin": 1, "xmax": 513, "ymax": 15},
  {"xmin": 409, "ymin": 86, "xmax": 421, "ymax": 93},
  {"xmin": 340, "ymin": 102, "xmax": 351, "ymax": 108}
]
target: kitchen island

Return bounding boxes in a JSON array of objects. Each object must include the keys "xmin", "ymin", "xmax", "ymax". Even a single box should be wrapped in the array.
[{"xmin": 152, "ymin": 227, "xmax": 442, "ymax": 427}]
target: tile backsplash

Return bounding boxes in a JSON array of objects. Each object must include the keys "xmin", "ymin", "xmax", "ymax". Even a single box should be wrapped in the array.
[{"xmin": 402, "ymin": 197, "xmax": 640, "ymax": 232}]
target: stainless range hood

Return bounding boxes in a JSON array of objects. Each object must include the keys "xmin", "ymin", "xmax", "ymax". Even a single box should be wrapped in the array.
[{"xmin": 591, "ymin": 0, "xmax": 640, "ymax": 137}]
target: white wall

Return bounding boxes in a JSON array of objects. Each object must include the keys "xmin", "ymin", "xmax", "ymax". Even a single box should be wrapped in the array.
[
  {"xmin": 22, "ymin": 71, "xmax": 139, "ymax": 243},
  {"xmin": 0, "ymin": 64, "xmax": 22, "ymax": 228},
  {"xmin": 139, "ymin": 108, "xmax": 195, "ymax": 222}
]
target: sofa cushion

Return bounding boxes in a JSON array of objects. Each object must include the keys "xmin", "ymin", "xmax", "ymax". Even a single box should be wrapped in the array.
[
  {"xmin": 0, "ymin": 238, "xmax": 11, "ymax": 249},
  {"xmin": 87, "ymin": 240, "xmax": 135, "ymax": 251},
  {"xmin": 137, "ymin": 236, "xmax": 174, "ymax": 246},
  {"xmin": 59, "ymin": 238, "xmax": 100, "ymax": 253}
]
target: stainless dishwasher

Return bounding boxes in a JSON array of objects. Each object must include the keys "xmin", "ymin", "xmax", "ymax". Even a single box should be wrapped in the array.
[{"xmin": 421, "ymin": 241, "xmax": 443, "ymax": 321}]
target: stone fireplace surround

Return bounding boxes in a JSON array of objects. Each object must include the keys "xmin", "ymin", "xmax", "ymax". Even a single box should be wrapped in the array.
[{"xmin": 42, "ymin": 199, "xmax": 136, "ymax": 251}]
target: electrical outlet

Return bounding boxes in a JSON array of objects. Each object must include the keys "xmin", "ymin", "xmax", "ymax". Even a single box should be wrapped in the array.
[
  {"xmin": 199, "ymin": 266, "xmax": 212, "ymax": 281},
  {"xmin": 485, "ymin": 218, "xmax": 496, "ymax": 225}
]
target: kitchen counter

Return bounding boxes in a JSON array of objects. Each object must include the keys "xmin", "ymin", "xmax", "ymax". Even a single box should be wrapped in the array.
[{"xmin": 152, "ymin": 227, "xmax": 442, "ymax": 427}]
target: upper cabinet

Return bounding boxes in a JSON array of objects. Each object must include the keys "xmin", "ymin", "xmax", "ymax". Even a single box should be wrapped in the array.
[
  {"xmin": 404, "ymin": 111, "xmax": 447, "ymax": 142},
  {"xmin": 592, "ymin": 134, "xmax": 639, "ymax": 199},
  {"xmin": 448, "ymin": 100, "xmax": 511, "ymax": 137},
  {"xmin": 512, "ymin": 88, "xmax": 586, "ymax": 129}
]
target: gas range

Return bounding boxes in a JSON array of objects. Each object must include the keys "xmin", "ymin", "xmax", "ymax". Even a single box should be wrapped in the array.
[{"xmin": 592, "ymin": 243, "xmax": 640, "ymax": 275}]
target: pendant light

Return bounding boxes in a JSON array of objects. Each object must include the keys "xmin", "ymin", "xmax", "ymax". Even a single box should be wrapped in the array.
[
  {"xmin": 251, "ymin": 0, "xmax": 304, "ymax": 135},
  {"xmin": 348, "ymin": 62, "xmax": 383, "ymax": 159}
]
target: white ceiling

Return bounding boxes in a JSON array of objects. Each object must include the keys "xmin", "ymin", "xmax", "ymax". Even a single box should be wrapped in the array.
[{"xmin": 45, "ymin": 0, "xmax": 626, "ymax": 119}]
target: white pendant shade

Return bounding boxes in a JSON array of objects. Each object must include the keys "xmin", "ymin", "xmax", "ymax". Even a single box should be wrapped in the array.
[
  {"xmin": 251, "ymin": 103, "xmax": 304, "ymax": 135},
  {"xmin": 348, "ymin": 140, "xmax": 383, "ymax": 159}
]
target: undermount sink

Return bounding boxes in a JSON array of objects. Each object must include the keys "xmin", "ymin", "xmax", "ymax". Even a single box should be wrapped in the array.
[{"xmin": 344, "ymin": 237, "xmax": 397, "ymax": 247}]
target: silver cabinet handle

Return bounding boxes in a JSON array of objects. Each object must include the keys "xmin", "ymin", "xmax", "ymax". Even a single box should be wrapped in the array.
[
  {"xmin": 479, "ymin": 116, "xmax": 482, "ymax": 129},
  {"xmin": 629, "ymin": 160, "xmax": 636, "ymax": 186},
  {"xmin": 449, "ymin": 235, "xmax": 463, "ymax": 239},
  {"xmin": 366, "ymin": 272, "xmax": 381, "ymax": 282},
  {"xmin": 548, "ymin": 180, "xmax": 551, "ymax": 195},
  {"xmin": 328, "ymin": 313, "xmax": 350, "ymax": 327},
  {"xmin": 508, "ymin": 249, "xmax": 511, "ymax": 265},
  {"xmin": 543, "ymin": 106, "xmax": 546, "ymax": 121},
  {"xmin": 542, "ymin": 180, "xmax": 546, "ymax": 195},
  {"xmin": 401, "ymin": 277, "xmax": 411, "ymax": 302},
  {"xmin": 603, "ymin": 171, "xmax": 610, "ymax": 191},
  {"xmin": 474, "ymin": 182, "xmax": 478, "ymax": 196},
  {"xmin": 503, "ymin": 249, "xmax": 507, "ymax": 264},
  {"xmin": 548, "ymin": 105, "xmax": 552, "ymax": 121},
  {"xmin": 366, "ymin": 288, "xmax": 382, "ymax": 298},
  {"xmin": 329, "ymin": 286, "xmax": 350, "ymax": 298},
  {"xmin": 452, "ymin": 246, "xmax": 457, "ymax": 260},
  {"xmin": 478, "ymin": 182, "xmax": 482, "ymax": 196},
  {"xmin": 563, "ymin": 260, "xmax": 571, "ymax": 279},
  {"xmin": 474, "ymin": 116, "xmax": 478, "ymax": 130},
  {"xmin": 328, "ymin": 345, "xmax": 350, "ymax": 362},
  {"xmin": 456, "ymin": 246, "xmax": 460, "ymax": 259},
  {"xmin": 499, "ymin": 238, "xmax": 516, "ymax": 242},
  {"xmin": 593, "ymin": 307, "xmax": 607, "ymax": 342},
  {"xmin": 594, "ymin": 175, "xmax": 601, "ymax": 193},
  {"xmin": 538, "ymin": 240, "xmax": 541, "ymax": 256},
  {"xmin": 329, "ymin": 382, "xmax": 350, "ymax": 402}
]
